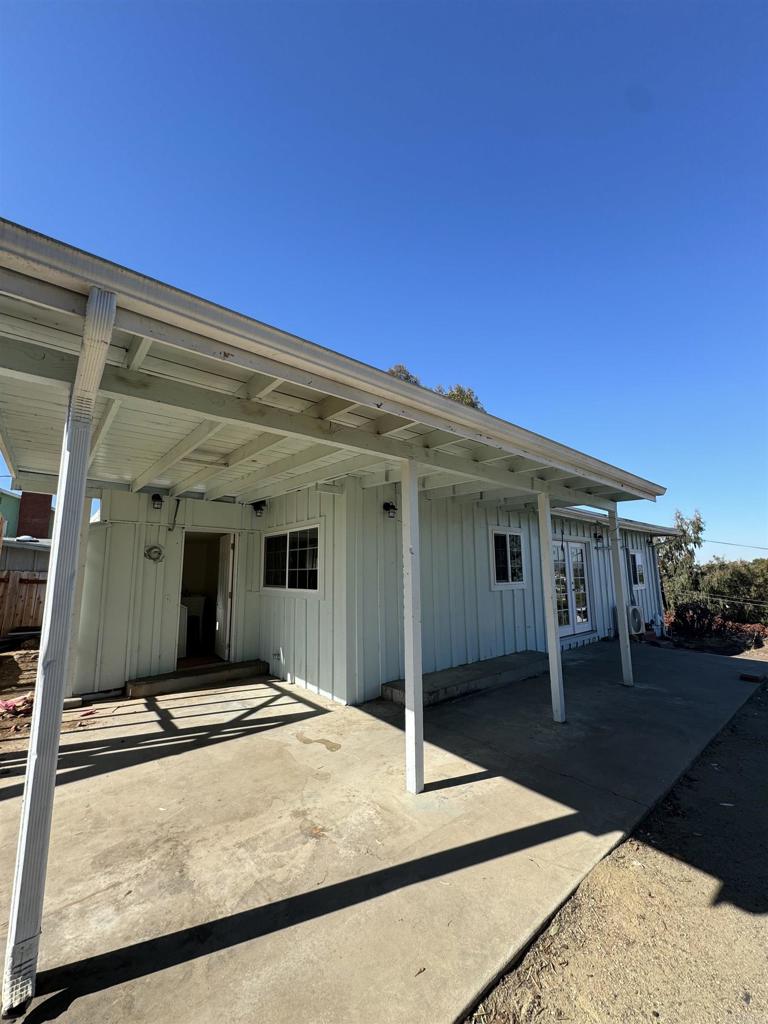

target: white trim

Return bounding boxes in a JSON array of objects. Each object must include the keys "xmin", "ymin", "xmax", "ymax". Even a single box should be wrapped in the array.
[
  {"xmin": 629, "ymin": 548, "xmax": 647, "ymax": 590},
  {"xmin": 537, "ymin": 492, "xmax": 566, "ymax": 723},
  {"xmin": 489, "ymin": 525, "xmax": 527, "ymax": 590},
  {"xmin": 260, "ymin": 519, "xmax": 323, "ymax": 597}
]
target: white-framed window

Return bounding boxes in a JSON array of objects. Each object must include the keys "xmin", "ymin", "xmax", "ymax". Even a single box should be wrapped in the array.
[
  {"xmin": 629, "ymin": 549, "xmax": 646, "ymax": 589},
  {"xmin": 490, "ymin": 527, "xmax": 526, "ymax": 589},
  {"xmin": 263, "ymin": 524, "xmax": 320, "ymax": 592}
]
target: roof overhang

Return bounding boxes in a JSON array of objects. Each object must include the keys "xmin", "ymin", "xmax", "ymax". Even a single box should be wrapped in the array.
[{"xmin": 0, "ymin": 219, "xmax": 666, "ymax": 511}]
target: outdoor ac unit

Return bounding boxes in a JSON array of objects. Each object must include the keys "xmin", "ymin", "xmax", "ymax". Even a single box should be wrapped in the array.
[{"xmin": 627, "ymin": 604, "xmax": 644, "ymax": 635}]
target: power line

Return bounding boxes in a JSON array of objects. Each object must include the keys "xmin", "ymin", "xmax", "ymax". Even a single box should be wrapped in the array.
[
  {"xmin": 702, "ymin": 539, "xmax": 768, "ymax": 551},
  {"xmin": 676, "ymin": 589, "xmax": 768, "ymax": 609}
]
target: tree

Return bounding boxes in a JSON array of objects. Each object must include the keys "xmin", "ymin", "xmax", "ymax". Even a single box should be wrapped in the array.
[
  {"xmin": 386, "ymin": 365, "xmax": 484, "ymax": 409},
  {"xmin": 698, "ymin": 557, "xmax": 768, "ymax": 625},
  {"xmin": 386, "ymin": 364, "xmax": 422, "ymax": 386},
  {"xmin": 434, "ymin": 383, "xmax": 484, "ymax": 410},
  {"xmin": 657, "ymin": 509, "xmax": 705, "ymax": 610}
]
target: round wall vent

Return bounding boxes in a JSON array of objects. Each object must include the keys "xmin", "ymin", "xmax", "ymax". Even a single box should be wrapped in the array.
[{"xmin": 144, "ymin": 544, "xmax": 165, "ymax": 563}]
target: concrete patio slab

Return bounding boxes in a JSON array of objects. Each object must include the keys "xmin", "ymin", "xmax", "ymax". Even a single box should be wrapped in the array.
[{"xmin": 0, "ymin": 642, "xmax": 756, "ymax": 1024}]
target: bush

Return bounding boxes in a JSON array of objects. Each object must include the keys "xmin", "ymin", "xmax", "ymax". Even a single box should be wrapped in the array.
[
  {"xmin": 670, "ymin": 602, "xmax": 716, "ymax": 638},
  {"xmin": 712, "ymin": 617, "xmax": 767, "ymax": 649}
]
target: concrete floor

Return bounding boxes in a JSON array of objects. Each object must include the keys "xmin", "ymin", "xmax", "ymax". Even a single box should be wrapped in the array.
[{"xmin": 0, "ymin": 642, "xmax": 756, "ymax": 1024}]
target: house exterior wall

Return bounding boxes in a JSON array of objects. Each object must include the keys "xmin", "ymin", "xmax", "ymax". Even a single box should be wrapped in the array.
[
  {"xmin": 71, "ymin": 483, "xmax": 665, "ymax": 702},
  {"xmin": 0, "ymin": 490, "xmax": 19, "ymax": 538}
]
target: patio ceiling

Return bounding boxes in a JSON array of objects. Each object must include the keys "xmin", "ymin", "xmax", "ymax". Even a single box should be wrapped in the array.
[{"xmin": 0, "ymin": 221, "xmax": 665, "ymax": 511}]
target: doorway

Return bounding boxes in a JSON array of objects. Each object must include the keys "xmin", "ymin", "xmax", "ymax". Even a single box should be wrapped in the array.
[
  {"xmin": 553, "ymin": 540, "xmax": 593, "ymax": 637},
  {"xmin": 178, "ymin": 532, "xmax": 234, "ymax": 666}
]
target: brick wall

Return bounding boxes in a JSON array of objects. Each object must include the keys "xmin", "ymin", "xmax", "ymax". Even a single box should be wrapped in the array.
[{"xmin": 17, "ymin": 492, "xmax": 53, "ymax": 538}]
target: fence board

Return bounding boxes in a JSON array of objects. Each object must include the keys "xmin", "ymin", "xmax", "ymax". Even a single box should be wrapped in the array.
[{"xmin": 0, "ymin": 571, "xmax": 47, "ymax": 636}]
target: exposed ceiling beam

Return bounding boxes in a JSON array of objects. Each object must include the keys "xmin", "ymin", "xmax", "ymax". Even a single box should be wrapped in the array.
[
  {"xmin": 89, "ymin": 334, "xmax": 153, "ymax": 467},
  {"xmin": 169, "ymin": 433, "xmax": 288, "ymax": 497},
  {"xmin": 0, "ymin": 408, "xmax": 19, "ymax": 477},
  {"xmin": 0, "ymin": 255, "xmax": 664, "ymax": 500},
  {"xmin": 0, "ymin": 337, "xmax": 648, "ymax": 504},
  {"xmin": 361, "ymin": 412, "xmax": 416, "ymax": 436},
  {"xmin": 236, "ymin": 371, "xmax": 282, "ymax": 401},
  {"xmin": 308, "ymin": 395, "xmax": 359, "ymax": 420},
  {"xmin": 209, "ymin": 444, "xmax": 336, "ymax": 502},
  {"xmin": 247, "ymin": 455, "xmax": 388, "ymax": 501},
  {"xmin": 130, "ymin": 420, "xmax": 223, "ymax": 492},
  {"xmin": 125, "ymin": 335, "xmax": 152, "ymax": 371}
]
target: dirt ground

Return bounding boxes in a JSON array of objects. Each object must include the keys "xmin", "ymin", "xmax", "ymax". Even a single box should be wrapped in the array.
[{"xmin": 467, "ymin": 679, "xmax": 768, "ymax": 1024}]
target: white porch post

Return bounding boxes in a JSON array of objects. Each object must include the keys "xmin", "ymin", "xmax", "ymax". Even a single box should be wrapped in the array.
[
  {"xmin": 536, "ymin": 492, "xmax": 566, "ymax": 723},
  {"xmin": 608, "ymin": 505, "xmax": 634, "ymax": 686},
  {"xmin": 401, "ymin": 459, "xmax": 424, "ymax": 794},
  {"xmin": 2, "ymin": 288, "xmax": 115, "ymax": 1017}
]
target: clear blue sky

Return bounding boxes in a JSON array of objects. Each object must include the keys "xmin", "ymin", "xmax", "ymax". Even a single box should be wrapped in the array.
[{"xmin": 1, "ymin": 1, "xmax": 766, "ymax": 561}]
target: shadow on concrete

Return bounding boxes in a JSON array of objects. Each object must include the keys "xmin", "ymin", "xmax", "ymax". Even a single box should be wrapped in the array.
[
  {"xmin": 0, "ymin": 682, "xmax": 328, "ymax": 803},
  {"xmin": 26, "ymin": 813, "xmax": 585, "ymax": 1023},
  {"xmin": 4, "ymin": 644, "xmax": 764, "ymax": 1021}
]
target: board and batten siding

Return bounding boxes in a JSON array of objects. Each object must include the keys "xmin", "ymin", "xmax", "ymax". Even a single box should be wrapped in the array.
[
  {"xmin": 355, "ymin": 487, "xmax": 547, "ymax": 702},
  {"xmin": 70, "ymin": 482, "xmax": 665, "ymax": 703}
]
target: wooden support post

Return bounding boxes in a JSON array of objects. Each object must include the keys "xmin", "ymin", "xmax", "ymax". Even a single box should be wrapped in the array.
[
  {"xmin": 2, "ymin": 288, "xmax": 115, "ymax": 1018},
  {"xmin": 537, "ymin": 492, "xmax": 566, "ymax": 723},
  {"xmin": 608, "ymin": 506, "xmax": 634, "ymax": 686},
  {"xmin": 401, "ymin": 459, "xmax": 424, "ymax": 794}
]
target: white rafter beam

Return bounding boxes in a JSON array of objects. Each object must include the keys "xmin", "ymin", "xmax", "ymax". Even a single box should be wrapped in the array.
[
  {"xmin": 89, "ymin": 335, "xmax": 153, "ymax": 467},
  {"xmin": 253, "ymin": 454, "xmax": 388, "ymax": 501},
  {"xmin": 169, "ymin": 432, "xmax": 288, "ymax": 497},
  {"xmin": 130, "ymin": 419, "xmax": 223, "ymax": 492},
  {"xmin": 236, "ymin": 371, "xmax": 282, "ymax": 401},
  {"xmin": 216, "ymin": 444, "xmax": 336, "ymax": 503},
  {"xmin": 0, "ymin": 337, "xmax": 638, "ymax": 507},
  {"xmin": 309, "ymin": 396, "xmax": 359, "ymax": 420}
]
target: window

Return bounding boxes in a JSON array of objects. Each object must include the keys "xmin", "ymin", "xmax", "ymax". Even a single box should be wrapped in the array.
[
  {"xmin": 629, "ymin": 549, "xmax": 646, "ymax": 588},
  {"xmin": 263, "ymin": 526, "xmax": 319, "ymax": 591},
  {"xmin": 491, "ymin": 528, "xmax": 526, "ymax": 588}
]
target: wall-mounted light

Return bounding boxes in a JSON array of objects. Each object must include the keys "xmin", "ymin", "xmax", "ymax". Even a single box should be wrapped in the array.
[
  {"xmin": 151, "ymin": 493, "xmax": 164, "ymax": 511},
  {"xmin": 251, "ymin": 500, "xmax": 267, "ymax": 518},
  {"xmin": 593, "ymin": 531, "xmax": 604, "ymax": 548},
  {"xmin": 383, "ymin": 501, "xmax": 398, "ymax": 519}
]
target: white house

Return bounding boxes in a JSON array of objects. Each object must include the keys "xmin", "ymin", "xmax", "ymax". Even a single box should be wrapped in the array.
[{"xmin": 0, "ymin": 220, "xmax": 675, "ymax": 1014}]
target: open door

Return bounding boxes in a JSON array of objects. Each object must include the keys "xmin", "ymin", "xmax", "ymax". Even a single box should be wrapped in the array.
[{"xmin": 214, "ymin": 534, "xmax": 234, "ymax": 661}]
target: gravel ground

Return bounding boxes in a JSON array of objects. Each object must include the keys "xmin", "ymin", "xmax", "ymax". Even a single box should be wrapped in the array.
[{"xmin": 467, "ymin": 679, "xmax": 768, "ymax": 1024}]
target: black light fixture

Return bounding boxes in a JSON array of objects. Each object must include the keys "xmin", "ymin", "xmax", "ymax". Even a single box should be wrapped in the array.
[
  {"xmin": 151, "ymin": 493, "xmax": 163, "ymax": 511},
  {"xmin": 251, "ymin": 500, "xmax": 267, "ymax": 518},
  {"xmin": 383, "ymin": 501, "xmax": 398, "ymax": 519},
  {"xmin": 592, "ymin": 530, "xmax": 604, "ymax": 548}
]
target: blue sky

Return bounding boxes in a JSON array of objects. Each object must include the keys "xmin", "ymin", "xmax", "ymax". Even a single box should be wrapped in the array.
[{"xmin": 1, "ymin": 0, "xmax": 766, "ymax": 561}]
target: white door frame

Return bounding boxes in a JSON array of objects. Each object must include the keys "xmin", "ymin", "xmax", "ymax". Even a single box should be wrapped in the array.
[
  {"xmin": 553, "ymin": 535, "xmax": 595, "ymax": 638},
  {"xmin": 178, "ymin": 527, "xmax": 239, "ymax": 662}
]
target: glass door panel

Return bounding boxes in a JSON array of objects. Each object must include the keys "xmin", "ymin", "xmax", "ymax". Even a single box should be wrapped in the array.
[
  {"xmin": 568, "ymin": 542, "xmax": 592, "ymax": 634},
  {"xmin": 553, "ymin": 543, "xmax": 570, "ymax": 631}
]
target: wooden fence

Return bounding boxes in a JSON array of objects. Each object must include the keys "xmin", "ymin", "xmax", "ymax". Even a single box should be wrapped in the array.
[{"xmin": 0, "ymin": 571, "xmax": 47, "ymax": 637}]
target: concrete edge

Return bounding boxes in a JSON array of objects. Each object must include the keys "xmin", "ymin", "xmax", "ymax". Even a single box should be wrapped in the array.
[{"xmin": 450, "ymin": 681, "xmax": 759, "ymax": 1024}]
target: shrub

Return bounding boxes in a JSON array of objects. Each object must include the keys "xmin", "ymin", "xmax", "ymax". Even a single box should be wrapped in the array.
[
  {"xmin": 670, "ymin": 602, "xmax": 716, "ymax": 638},
  {"xmin": 712, "ymin": 617, "xmax": 768, "ymax": 649}
]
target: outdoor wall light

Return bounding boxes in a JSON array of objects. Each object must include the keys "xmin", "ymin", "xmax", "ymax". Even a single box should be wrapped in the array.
[
  {"xmin": 151, "ymin": 493, "xmax": 164, "ymax": 511},
  {"xmin": 593, "ymin": 531, "xmax": 604, "ymax": 548},
  {"xmin": 251, "ymin": 500, "xmax": 267, "ymax": 517},
  {"xmin": 383, "ymin": 501, "xmax": 398, "ymax": 519}
]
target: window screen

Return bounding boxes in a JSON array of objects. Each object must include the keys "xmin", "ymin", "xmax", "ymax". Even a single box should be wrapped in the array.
[
  {"xmin": 263, "ymin": 527, "xmax": 319, "ymax": 591},
  {"xmin": 288, "ymin": 528, "xmax": 319, "ymax": 591},
  {"xmin": 264, "ymin": 533, "xmax": 288, "ymax": 588}
]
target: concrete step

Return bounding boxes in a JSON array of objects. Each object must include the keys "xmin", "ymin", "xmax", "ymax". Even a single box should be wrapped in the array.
[
  {"xmin": 381, "ymin": 651, "xmax": 549, "ymax": 707},
  {"xmin": 127, "ymin": 659, "xmax": 270, "ymax": 699}
]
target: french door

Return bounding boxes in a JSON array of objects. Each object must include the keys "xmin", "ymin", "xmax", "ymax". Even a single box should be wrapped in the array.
[{"xmin": 553, "ymin": 540, "xmax": 592, "ymax": 636}]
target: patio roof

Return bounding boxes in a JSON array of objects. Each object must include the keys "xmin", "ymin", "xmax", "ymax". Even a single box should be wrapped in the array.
[{"xmin": 0, "ymin": 220, "xmax": 665, "ymax": 511}]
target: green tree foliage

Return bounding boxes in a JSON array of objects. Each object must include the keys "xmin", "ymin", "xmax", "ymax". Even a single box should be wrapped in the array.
[
  {"xmin": 657, "ymin": 509, "xmax": 705, "ymax": 609},
  {"xmin": 434, "ymin": 383, "xmax": 484, "ymax": 410},
  {"xmin": 386, "ymin": 364, "xmax": 422, "ymax": 386},
  {"xmin": 386, "ymin": 365, "xmax": 484, "ymax": 410},
  {"xmin": 698, "ymin": 557, "xmax": 768, "ymax": 625}
]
